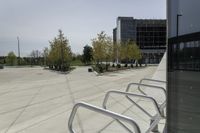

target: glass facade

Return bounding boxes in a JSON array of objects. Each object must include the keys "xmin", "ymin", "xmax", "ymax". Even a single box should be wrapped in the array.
[
  {"xmin": 113, "ymin": 17, "xmax": 166, "ymax": 64},
  {"xmin": 167, "ymin": 32, "xmax": 200, "ymax": 133},
  {"xmin": 136, "ymin": 20, "xmax": 166, "ymax": 50},
  {"xmin": 119, "ymin": 17, "xmax": 136, "ymax": 42}
]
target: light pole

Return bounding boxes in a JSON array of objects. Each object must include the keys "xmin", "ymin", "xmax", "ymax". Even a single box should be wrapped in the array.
[
  {"xmin": 176, "ymin": 14, "xmax": 182, "ymax": 69},
  {"xmin": 177, "ymin": 14, "xmax": 182, "ymax": 37},
  {"xmin": 17, "ymin": 36, "xmax": 21, "ymax": 65}
]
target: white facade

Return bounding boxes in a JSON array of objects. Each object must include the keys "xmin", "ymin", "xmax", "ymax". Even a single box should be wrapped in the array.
[{"xmin": 168, "ymin": 0, "xmax": 200, "ymax": 38}]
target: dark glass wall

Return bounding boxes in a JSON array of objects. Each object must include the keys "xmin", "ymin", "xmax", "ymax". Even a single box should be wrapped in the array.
[
  {"xmin": 120, "ymin": 18, "xmax": 136, "ymax": 42},
  {"xmin": 136, "ymin": 20, "xmax": 166, "ymax": 64},
  {"xmin": 117, "ymin": 18, "xmax": 166, "ymax": 64},
  {"xmin": 136, "ymin": 20, "xmax": 166, "ymax": 50},
  {"xmin": 167, "ymin": 32, "xmax": 200, "ymax": 133}
]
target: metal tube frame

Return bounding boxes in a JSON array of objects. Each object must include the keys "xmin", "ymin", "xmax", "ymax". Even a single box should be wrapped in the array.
[
  {"xmin": 126, "ymin": 83, "xmax": 166, "ymax": 111},
  {"xmin": 138, "ymin": 78, "xmax": 166, "ymax": 95},
  {"xmin": 139, "ymin": 78, "xmax": 166, "ymax": 85},
  {"xmin": 126, "ymin": 82, "xmax": 167, "ymax": 132},
  {"xmin": 68, "ymin": 82, "xmax": 167, "ymax": 133},
  {"xmin": 127, "ymin": 82, "xmax": 166, "ymax": 98},
  {"xmin": 102, "ymin": 90, "xmax": 164, "ymax": 133},
  {"xmin": 103, "ymin": 91, "xmax": 162, "ymax": 117},
  {"xmin": 68, "ymin": 102, "xmax": 141, "ymax": 133},
  {"xmin": 147, "ymin": 114, "xmax": 162, "ymax": 133}
]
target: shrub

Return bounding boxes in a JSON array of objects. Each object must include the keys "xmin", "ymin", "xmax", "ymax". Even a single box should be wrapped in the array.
[
  {"xmin": 131, "ymin": 64, "xmax": 134, "ymax": 68},
  {"xmin": 0, "ymin": 64, "xmax": 4, "ymax": 69},
  {"xmin": 106, "ymin": 64, "xmax": 110, "ymax": 71},
  {"xmin": 117, "ymin": 64, "xmax": 121, "ymax": 68},
  {"xmin": 62, "ymin": 63, "xmax": 70, "ymax": 71},
  {"xmin": 92, "ymin": 64, "xmax": 107, "ymax": 73}
]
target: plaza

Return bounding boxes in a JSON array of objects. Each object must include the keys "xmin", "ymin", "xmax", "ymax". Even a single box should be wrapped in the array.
[{"xmin": 0, "ymin": 64, "xmax": 163, "ymax": 133}]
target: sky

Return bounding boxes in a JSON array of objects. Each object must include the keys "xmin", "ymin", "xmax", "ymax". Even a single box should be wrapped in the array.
[{"xmin": 0, "ymin": 0, "xmax": 166, "ymax": 56}]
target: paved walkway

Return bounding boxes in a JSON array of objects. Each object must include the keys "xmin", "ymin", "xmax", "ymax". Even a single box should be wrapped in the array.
[{"xmin": 0, "ymin": 65, "xmax": 158, "ymax": 133}]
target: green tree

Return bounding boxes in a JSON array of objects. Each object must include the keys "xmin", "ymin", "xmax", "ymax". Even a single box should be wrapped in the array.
[
  {"xmin": 113, "ymin": 42, "xmax": 121, "ymax": 64},
  {"xmin": 104, "ymin": 37, "xmax": 113, "ymax": 63},
  {"xmin": 92, "ymin": 31, "xmax": 113, "ymax": 64},
  {"xmin": 82, "ymin": 45, "xmax": 93, "ymax": 65},
  {"xmin": 116, "ymin": 41, "xmax": 129, "ymax": 66},
  {"xmin": 118, "ymin": 40, "xmax": 142, "ymax": 67},
  {"xmin": 48, "ymin": 29, "xmax": 72, "ymax": 71},
  {"xmin": 6, "ymin": 52, "xmax": 17, "ymax": 66},
  {"xmin": 43, "ymin": 47, "xmax": 49, "ymax": 66},
  {"xmin": 119, "ymin": 42, "xmax": 129, "ymax": 65},
  {"xmin": 134, "ymin": 44, "xmax": 142, "ymax": 67},
  {"xmin": 127, "ymin": 41, "xmax": 142, "ymax": 67}
]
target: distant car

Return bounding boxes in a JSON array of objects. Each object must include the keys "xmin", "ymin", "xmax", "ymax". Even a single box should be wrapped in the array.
[{"xmin": 0, "ymin": 64, "xmax": 4, "ymax": 69}]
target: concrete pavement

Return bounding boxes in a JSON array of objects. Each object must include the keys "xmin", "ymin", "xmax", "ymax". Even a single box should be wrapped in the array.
[{"xmin": 0, "ymin": 65, "xmax": 158, "ymax": 133}]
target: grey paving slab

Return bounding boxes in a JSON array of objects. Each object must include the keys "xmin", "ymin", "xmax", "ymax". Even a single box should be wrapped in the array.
[{"xmin": 0, "ymin": 65, "xmax": 157, "ymax": 133}]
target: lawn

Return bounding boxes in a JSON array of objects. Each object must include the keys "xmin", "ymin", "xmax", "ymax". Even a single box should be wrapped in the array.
[{"xmin": 70, "ymin": 60, "xmax": 84, "ymax": 66}]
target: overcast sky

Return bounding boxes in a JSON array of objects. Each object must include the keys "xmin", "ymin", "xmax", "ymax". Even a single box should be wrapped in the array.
[{"xmin": 0, "ymin": 0, "xmax": 166, "ymax": 56}]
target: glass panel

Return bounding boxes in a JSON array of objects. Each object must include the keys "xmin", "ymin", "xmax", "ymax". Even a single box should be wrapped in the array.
[{"xmin": 168, "ymin": 37, "xmax": 200, "ymax": 133}]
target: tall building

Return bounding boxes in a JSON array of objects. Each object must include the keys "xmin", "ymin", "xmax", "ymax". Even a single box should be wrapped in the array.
[
  {"xmin": 113, "ymin": 17, "xmax": 166, "ymax": 64},
  {"xmin": 167, "ymin": 0, "xmax": 200, "ymax": 133},
  {"xmin": 116, "ymin": 17, "xmax": 137, "ymax": 43}
]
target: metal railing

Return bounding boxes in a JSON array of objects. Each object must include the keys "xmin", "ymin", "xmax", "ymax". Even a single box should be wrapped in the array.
[
  {"xmin": 126, "ymin": 82, "xmax": 166, "ymax": 100},
  {"xmin": 103, "ymin": 91, "xmax": 162, "ymax": 117},
  {"xmin": 68, "ymin": 102, "xmax": 141, "ymax": 133},
  {"xmin": 68, "ymin": 82, "xmax": 167, "ymax": 133},
  {"xmin": 102, "ymin": 90, "xmax": 164, "ymax": 133},
  {"xmin": 138, "ymin": 78, "xmax": 166, "ymax": 95},
  {"xmin": 139, "ymin": 78, "xmax": 166, "ymax": 84},
  {"xmin": 126, "ymin": 82, "xmax": 166, "ymax": 117}
]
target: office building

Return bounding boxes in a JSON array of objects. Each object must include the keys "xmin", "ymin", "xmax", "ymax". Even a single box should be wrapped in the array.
[
  {"xmin": 113, "ymin": 17, "xmax": 166, "ymax": 64},
  {"xmin": 167, "ymin": 0, "xmax": 200, "ymax": 132}
]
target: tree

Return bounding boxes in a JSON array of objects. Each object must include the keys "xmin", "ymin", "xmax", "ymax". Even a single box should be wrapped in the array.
[
  {"xmin": 104, "ymin": 37, "xmax": 113, "ymax": 63},
  {"xmin": 133, "ymin": 44, "xmax": 142, "ymax": 67},
  {"xmin": 117, "ymin": 40, "xmax": 142, "ymax": 67},
  {"xmin": 6, "ymin": 52, "xmax": 17, "ymax": 66},
  {"xmin": 48, "ymin": 29, "xmax": 72, "ymax": 71},
  {"xmin": 30, "ymin": 50, "xmax": 42, "ymax": 65},
  {"xmin": 92, "ymin": 31, "xmax": 113, "ymax": 64},
  {"xmin": 82, "ymin": 45, "xmax": 93, "ymax": 65},
  {"xmin": 113, "ymin": 42, "xmax": 121, "ymax": 64},
  {"xmin": 119, "ymin": 42, "xmax": 129, "ymax": 65},
  {"xmin": 43, "ymin": 47, "xmax": 49, "ymax": 66},
  {"xmin": 127, "ymin": 41, "xmax": 142, "ymax": 67},
  {"xmin": 116, "ymin": 41, "xmax": 132, "ymax": 66}
]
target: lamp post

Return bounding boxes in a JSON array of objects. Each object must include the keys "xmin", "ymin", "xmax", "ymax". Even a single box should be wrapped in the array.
[
  {"xmin": 176, "ymin": 14, "xmax": 182, "ymax": 69},
  {"xmin": 17, "ymin": 36, "xmax": 21, "ymax": 65},
  {"xmin": 177, "ymin": 14, "xmax": 182, "ymax": 37}
]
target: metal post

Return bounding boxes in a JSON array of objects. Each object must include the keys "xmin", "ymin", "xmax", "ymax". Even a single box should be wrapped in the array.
[
  {"xmin": 150, "ymin": 117, "xmax": 159, "ymax": 133},
  {"xmin": 59, "ymin": 30, "xmax": 64, "ymax": 71},
  {"xmin": 17, "ymin": 36, "xmax": 20, "ymax": 65},
  {"xmin": 176, "ymin": 14, "xmax": 182, "ymax": 69},
  {"xmin": 176, "ymin": 14, "xmax": 182, "ymax": 37}
]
